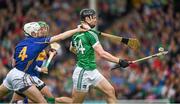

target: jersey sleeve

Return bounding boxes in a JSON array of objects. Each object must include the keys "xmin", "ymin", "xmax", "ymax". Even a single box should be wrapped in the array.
[
  {"xmin": 33, "ymin": 37, "xmax": 51, "ymax": 52},
  {"xmin": 34, "ymin": 37, "xmax": 51, "ymax": 43},
  {"xmin": 87, "ymin": 30, "xmax": 100, "ymax": 48}
]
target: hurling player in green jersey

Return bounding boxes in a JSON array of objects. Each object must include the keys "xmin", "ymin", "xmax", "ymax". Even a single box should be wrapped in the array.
[{"xmin": 70, "ymin": 8, "xmax": 130, "ymax": 103}]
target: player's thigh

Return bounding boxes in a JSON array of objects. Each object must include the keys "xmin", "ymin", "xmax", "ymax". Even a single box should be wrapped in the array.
[
  {"xmin": 31, "ymin": 76, "xmax": 53, "ymax": 98},
  {"xmin": 72, "ymin": 67, "xmax": 90, "ymax": 92},
  {"xmin": 72, "ymin": 88, "xmax": 87, "ymax": 103},
  {"xmin": 23, "ymin": 85, "xmax": 47, "ymax": 103},
  {"xmin": 95, "ymin": 77, "xmax": 115, "ymax": 96},
  {"xmin": 0, "ymin": 84, "xmax": 9, "ymax": 98}
]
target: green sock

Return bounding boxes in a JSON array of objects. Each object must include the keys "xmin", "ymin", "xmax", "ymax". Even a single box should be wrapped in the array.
[{"xmin": 45, "ymin": 97, "xmax": 55, "ymax": 103}]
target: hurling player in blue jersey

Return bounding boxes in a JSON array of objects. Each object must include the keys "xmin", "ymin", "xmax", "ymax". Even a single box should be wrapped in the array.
[
  {"xmin": 11, "ymin": 49, "xmax": 49, "ymax": 103},
  {"xmin": 0, "ymin": 21, "xmax": 87, "ymax": 103},
  {"xmin": 10, "ymin": 22, "xmax": 72, "ymax": 103}
]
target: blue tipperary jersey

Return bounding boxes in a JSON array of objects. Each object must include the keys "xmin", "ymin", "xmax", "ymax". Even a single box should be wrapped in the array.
[{"xmin": 14, "ymin": 37, "xmax": 50, "ymax": 75}]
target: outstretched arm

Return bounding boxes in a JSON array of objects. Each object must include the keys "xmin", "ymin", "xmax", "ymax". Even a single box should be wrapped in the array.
[
  {"xmin": 94, "ymin": 43, "xmax": 130, "ymax": 68},
  {"xmin": 80, "ymin": 21, "xmax": 140, "ymax": 50},
  {"xmin": 94, "ymin": 43, "xmax": 119, "ymax": 63},
  {"xmin": 50, "ymin": 29, "xmax": 79, "ymax": 43},
  {"xmin": 49, "ymin": 24, "xmax": 88, "ymax": 43},
  {"xmin": 100, "ymin": 32, "xmax": 140, "ymax": 50}
]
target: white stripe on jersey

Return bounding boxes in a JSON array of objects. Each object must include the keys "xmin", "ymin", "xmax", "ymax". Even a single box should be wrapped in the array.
[
  {"xmin": 74, "ymin": 33, "xmax": 85, "ymax": 40},
  {"xmin": 92, "ymin": 41, "xmax": 99, "ymax": 48},
  {"xmin": 88, "ymin": 31, "xmax": 99, "ymax": 41}
]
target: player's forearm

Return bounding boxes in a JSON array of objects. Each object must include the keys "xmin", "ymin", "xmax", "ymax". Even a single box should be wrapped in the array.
[
  {"xmin": 99, "ymin": 51, "xmax": 119, "ymax": 63},
  {"xmin": 94, "ymin": 44, "xmax": 119, "ymax": 63},
  {"xmin": 101, "ymin": 32, "xmax": 123, "ymax": 42},
  {"xmin": 50, "ymin": 28, "xmax": 79, "ymax": 43}
]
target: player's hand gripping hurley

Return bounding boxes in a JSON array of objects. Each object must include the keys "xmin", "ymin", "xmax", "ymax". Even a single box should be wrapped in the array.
[
  {"xmin": 100, "ymin": 32, "xmax": 140, "ymax": 50},
  {"xmin": 44, "ymin": 42, "xmax": 60, "ymax": 69}
]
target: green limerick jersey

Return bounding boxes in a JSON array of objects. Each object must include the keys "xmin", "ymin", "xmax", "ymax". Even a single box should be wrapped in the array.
[{"xmin": 72, "ymin": 30, "xmax": 100, "ymax": 70}]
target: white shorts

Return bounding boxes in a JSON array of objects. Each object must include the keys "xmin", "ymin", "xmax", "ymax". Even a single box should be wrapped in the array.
[
  {"xmin": 3, "ymin": 68, "xmax": 33, "ymax": 92},
  {"xmin": 72, "ymin": 66, "xmax": 104, "ymax": 92},
  {"xmin": 14, "ymin": 76, "xmax": 46, "ymax": 98}
]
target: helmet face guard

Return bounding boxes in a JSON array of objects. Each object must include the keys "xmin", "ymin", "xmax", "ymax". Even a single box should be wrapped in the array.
[
  {"xmin": 23, "ymin": 21, "xmax": 49, "ymax": 37},
  {"xmin": 38, "ymin": 21, "xmax": 49, "ymax": 29},
  {"xmin": 23, "ymin": 22, "xmax": 41, "ymax": 37},
  {"xmin": 38, "ymin": 21, "xmax": 49, "ymax": 37}
]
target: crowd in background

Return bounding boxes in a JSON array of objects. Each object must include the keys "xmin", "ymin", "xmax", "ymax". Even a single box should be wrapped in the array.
[{"xmin": 0, "ymin": 0, "xmax": 180, "ymax": 103}]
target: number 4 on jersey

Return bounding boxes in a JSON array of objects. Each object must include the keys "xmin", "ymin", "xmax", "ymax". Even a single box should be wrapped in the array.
[
  {"xmin": 75, "ymin": 39, "xmax": 85, "ymax": 54},
  {"xmin": 18, "ymin": 46, "xmax": 28, "ymax": 61}
]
